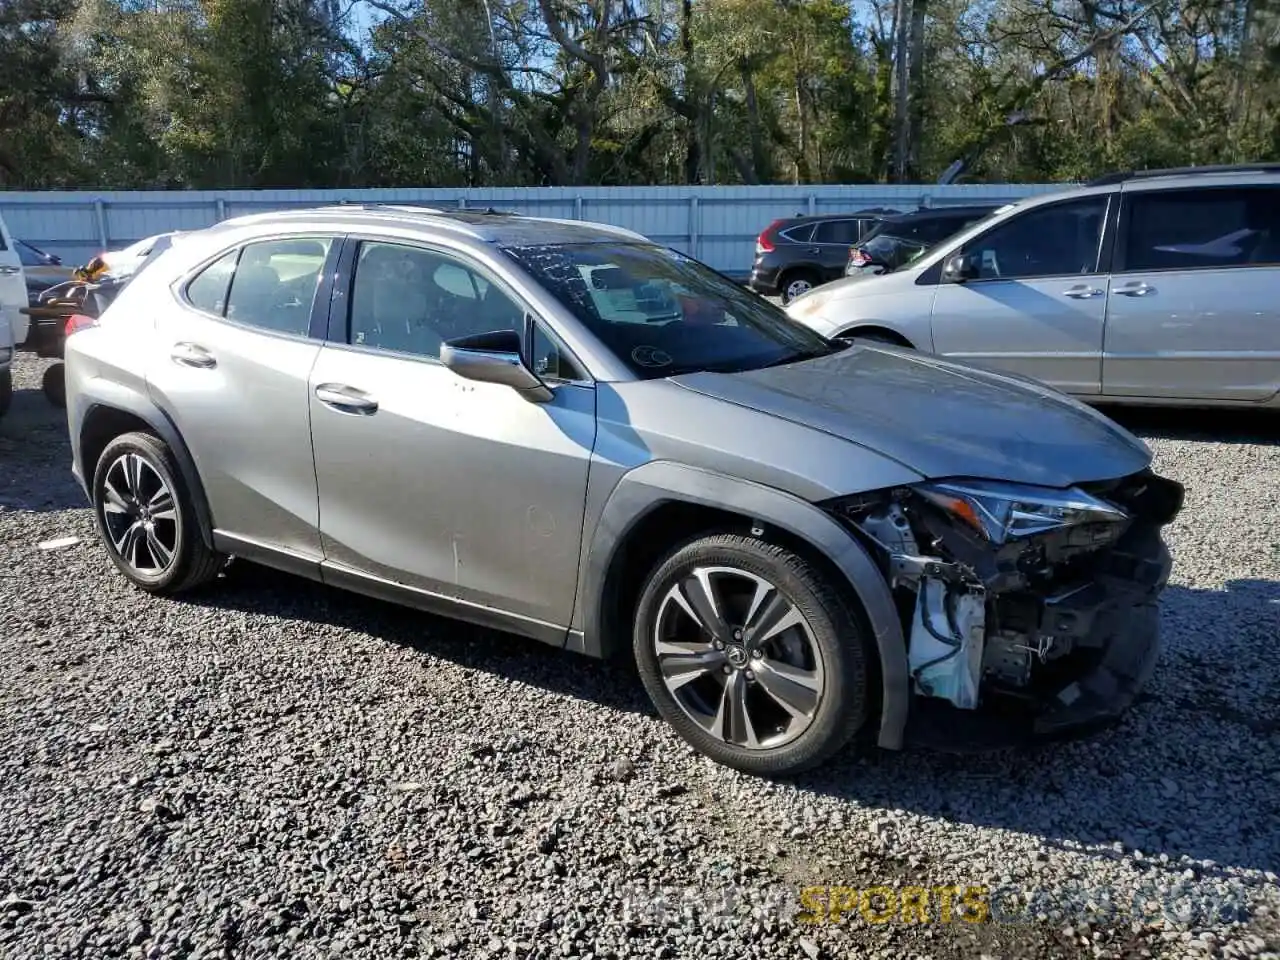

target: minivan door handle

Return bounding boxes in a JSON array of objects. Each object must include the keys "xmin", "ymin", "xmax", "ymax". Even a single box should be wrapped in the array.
[
  {"xmin": 0, "ymin": 265, "xmax": 19, "ymax": 276},
  {"xmin": 314, "ymin": 383, "xmax": 378, "ymax": 415},
  {"xmin": 170, "ymin": 342, "xmax": 217, "ymax": 369},
  {"xmin": 1113, "ymin": 282, "xmax": 1156, "ymax": 297},
  {"xmin": 1063, "ymin": 284, "xmax": 1104, "ymax": 299}
]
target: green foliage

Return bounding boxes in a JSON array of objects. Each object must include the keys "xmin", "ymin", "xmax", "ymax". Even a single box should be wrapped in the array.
[{"xmin": 2, "ymin": 0, "xmax": 1279, "ymax": 188}]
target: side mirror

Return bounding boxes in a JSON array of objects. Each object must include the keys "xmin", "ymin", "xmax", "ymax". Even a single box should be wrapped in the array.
[
  {"xmin": 440, "ymin": 328, "xmax": 553, "ymax": 403},
  {"xmin": 942, "ymin": 251, "xmax": 980, "ymax": 283}
]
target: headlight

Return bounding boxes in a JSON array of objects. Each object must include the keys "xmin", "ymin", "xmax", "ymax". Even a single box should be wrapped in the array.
[{"xmin": 914, "ymin": 479, "xmax": 1128, "ymax": 544}]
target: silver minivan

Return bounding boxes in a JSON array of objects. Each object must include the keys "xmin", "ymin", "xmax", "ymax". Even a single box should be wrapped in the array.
[{"xmin": 786, "ymin": 164, "xmax": 1280, "ymax": 407}]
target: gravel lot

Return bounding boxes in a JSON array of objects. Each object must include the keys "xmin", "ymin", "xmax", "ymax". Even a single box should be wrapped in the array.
[{"xmin": 1, "ymin": 353, "xmax": 1278, "ymax": 960}]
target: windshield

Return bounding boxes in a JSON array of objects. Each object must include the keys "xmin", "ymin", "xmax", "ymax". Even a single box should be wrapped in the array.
[{"xmin": 501, "ymin": 242, "xmax": 839, "ymax": 378}]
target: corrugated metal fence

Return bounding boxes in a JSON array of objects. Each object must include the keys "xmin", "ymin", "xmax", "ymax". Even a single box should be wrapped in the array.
[{"xmin": 0, "ymin": 183, "xmax": 1062, "ymax": 275}]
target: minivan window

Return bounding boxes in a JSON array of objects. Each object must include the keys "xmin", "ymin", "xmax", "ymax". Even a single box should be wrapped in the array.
[
  {"xmin": 960, "ymin": 197, "xmax": 1108, "ymax": 280},
  {"xmin": 502, "ymin": 242, "xmax": 837, "ymax": 379},
  {"xmin": 1122, "ymin": 186, "xmax": 1280, "ymax": 272}
]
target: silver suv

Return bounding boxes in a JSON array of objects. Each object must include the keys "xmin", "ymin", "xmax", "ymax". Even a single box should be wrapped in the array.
[
  {"xmin": 787, "ymin": 163, "xmax": 1280, "ymax": 407},
  {"xmin": 64, "ymin": 205, "xmax": 1183, "ymax": 775}
]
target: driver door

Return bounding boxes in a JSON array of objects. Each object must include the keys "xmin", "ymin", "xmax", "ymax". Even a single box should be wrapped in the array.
[
  {"xmin": 929, "ymin": 195, "xmax": 1114, "ymax": 394},
  {"xmin": 309, "ymin": 238, "xmax": 597, "ymax": 637}
]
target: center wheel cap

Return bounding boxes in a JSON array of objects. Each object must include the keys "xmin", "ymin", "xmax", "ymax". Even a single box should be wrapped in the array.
[{"xmin": 725, "ymin": 644, "xmax": 749, "ymax": 669}]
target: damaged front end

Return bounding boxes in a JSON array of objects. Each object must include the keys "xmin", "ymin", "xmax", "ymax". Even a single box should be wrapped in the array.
[{"xmin": 826, "ymin": 470, "xmax": 1184, "ymax": 749}]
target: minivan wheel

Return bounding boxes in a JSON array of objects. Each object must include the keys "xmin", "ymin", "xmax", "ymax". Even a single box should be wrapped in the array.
[
  {"xmin": 91, "ymin": 431, "xmax": 224, "ymax": 594},
  {"xmin": 779, "ymin": 271, "xmax": 818, "ymax": 305},
  {"xmin": 0, "ymin": 368, "xmax": 11, "ymax": 419},
  {"xmin": 633, "ymin": 534, "xmax": 869, "ymax": 776}
]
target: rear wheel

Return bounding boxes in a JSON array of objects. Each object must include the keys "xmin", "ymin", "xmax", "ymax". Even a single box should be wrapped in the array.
[
  {"xmin": 42, "ymin": 363, "xmax": 65, "ymax": 408},
  {"xmin": 779, "ymin": 270, "xmax": 819, "ymax": 305},
  {"xmin": 91, "ymin": 431, "xmax": 224, "ymax": 594},
  {"xmin": 0, "ymin": 368, "xmax": 11, "ymax": 419},
  {"xmin": 633, "ymin": 533, "xmax": 869, "ymax": 776}
]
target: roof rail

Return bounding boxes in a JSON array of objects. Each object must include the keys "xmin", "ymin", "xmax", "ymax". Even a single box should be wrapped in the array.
[{"xmin": 1086, "ymin": 162, "xmax": 1280, "ymax": 187}]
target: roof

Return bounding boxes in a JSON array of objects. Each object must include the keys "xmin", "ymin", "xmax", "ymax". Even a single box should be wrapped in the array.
[
  {"xmin": 879, "ymin": 204, "xmax": 1001, "ymax": 223},
  {"xmin": 213, "ymin": 204, "xmax": 652, "ymax": 247}
]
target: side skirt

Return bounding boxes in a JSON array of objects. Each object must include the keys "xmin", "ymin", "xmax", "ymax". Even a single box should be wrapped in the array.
[{"xmin": 212, "ymin": 530, "xmax": 577, "ymax": 651}]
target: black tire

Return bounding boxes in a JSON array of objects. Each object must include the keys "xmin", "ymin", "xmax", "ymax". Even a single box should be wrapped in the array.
[
  {"xmin": 633, "ymin": 533, "xmax": 869, "ymax": 777},
  {"xmin": 778, "ymin": 270, "xmax": 820, "ymax": 305},
  {"xmin": 91, "ymin": 431, "xmax": 224, "ymax": 595},
  {"xmin": 0, "ymin": 368, "xmax": 11, "ymax": 419},
  {"xmin": 41, "ymin": 363, "xmax": 65, "ymax": 408},
  {"xmin": 845, "ymin": 330, "xmax": 908, "ymax": 348}
]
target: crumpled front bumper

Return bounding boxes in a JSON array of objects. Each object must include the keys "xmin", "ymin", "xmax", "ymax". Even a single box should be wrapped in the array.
[{"xmin": 903, "ymin": 526, "xmax": 1174, "ymax": 753}]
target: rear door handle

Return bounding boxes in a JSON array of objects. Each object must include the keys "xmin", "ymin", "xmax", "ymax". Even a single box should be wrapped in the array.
[
  {"xmin": 1063, "ymin": 284, "xmax": 1104, "ymax": 299},
  {"xmin": 1113, "ymin": 282, "xmax": 1155, "ymax": 297},
  {"xmin": 0, "ymin": 265, "xmax": 20, "ymax": 276},
  {"xmin": 315, "ymin": 383, "xmax": 378, "ymax": 415},
  {"xmin": 170, "ymin": 342, "xmax": 217, "ymax": 368}
]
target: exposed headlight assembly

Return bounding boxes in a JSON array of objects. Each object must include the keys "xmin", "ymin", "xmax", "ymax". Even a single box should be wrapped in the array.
[{"xmin": 914, "ymin": 479, "xmax": 1129, "ymax": 545}]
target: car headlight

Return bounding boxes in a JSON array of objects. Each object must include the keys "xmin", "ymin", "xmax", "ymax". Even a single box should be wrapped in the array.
[{"xmin": 914, "ymin": 479, "xmax": 1128, "ymax": 544}]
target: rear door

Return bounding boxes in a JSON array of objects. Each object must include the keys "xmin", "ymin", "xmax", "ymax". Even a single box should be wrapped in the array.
[
  {"xmin": 810, "ymin": 219, "xmax": 865, "ymax": 280},
  {"xmin": 0, "ymin": 215, "xmax": 30, "ymax": 345},
  {"xmin": 928, "ymin": 194, "xmax": 1113, "ymax": 394},
  {"xmin": 145, "ymin": 235, "xmax": 340, "ymax": 562},
  {"xmin": 1102, "ymin": 184, "xmax": 1280, "ymax": 402}
]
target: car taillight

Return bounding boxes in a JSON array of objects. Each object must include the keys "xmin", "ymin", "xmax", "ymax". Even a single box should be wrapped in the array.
[
  {"xmin": 850, "ymin": 248, "xmax": 871, "ymax": 266},
  {"xmin": 756, "ymin": 220, "xmax": 783, "ymax": 254},
  {"xmin": 65, "ymin": 314, "xmax": 97, "ymax": 337}
]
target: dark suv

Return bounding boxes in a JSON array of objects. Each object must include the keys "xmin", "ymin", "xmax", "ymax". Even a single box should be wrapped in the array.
[
  {"xmin": 846, "ymin": 205, "xmax": 1002, "ymax": 279},
  {"xmin": 749, "ymin": 210, "xmax": 900, "ymax": 302}
]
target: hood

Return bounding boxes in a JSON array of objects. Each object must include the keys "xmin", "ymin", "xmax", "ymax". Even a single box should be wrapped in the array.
[{"xmin": 670, "ymin": 345, "xmax": 1151, "ymax": 488}]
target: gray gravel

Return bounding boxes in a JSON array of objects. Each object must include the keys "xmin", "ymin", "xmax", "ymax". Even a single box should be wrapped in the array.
[{"xmin": 1, "ymin": 353, "xmax": 1278, "ymax": 960}]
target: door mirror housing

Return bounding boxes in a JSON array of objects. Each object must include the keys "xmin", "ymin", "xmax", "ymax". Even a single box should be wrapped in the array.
[
  {"xmin": 440, "ymin": 328, "xmax": 553, "ymax": 403},
  {"xmin": 942, "ymin": 250, "xmax": 980, "ymax": 283}
]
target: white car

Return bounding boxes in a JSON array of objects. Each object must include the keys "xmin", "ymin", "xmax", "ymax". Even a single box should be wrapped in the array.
[
  {"xmin": 97, "ymin": 232, "xmax": 182, "ymax": 279},
  {"xmin": 0, "ymin": 211, "xmax": 30, "ymax": 417}
]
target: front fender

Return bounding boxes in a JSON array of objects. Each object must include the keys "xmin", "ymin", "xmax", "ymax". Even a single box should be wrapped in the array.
[{"xmin": 575, "ymin": 460, "xmax": 911, "ymax": 750}]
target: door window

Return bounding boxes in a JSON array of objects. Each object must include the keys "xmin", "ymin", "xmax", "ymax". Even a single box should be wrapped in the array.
[
  {"xmin": 962, "ymin": 198, "xmax": 1108, "ymax": 280},
  {"xmin": 348, "ymin": 242, "xmax": 525, "ymax": 358},
  {"xmin": 813, "ymin": 220, "xmax": 861, "ymax": 245},
  {"xmin": 1121, "ymin": 187, "xmax": 1280, "ymax": 272},
  {"xmin": 186, "ymin": 237, "xmax": 332, "ymax": 335},
  {"xmin": 185, "ymin": 250, "xmax": 239, "ymax": 316},
  {"xmin": 528, "ymin": 321, "xmax": 587, "ymax": 382}
]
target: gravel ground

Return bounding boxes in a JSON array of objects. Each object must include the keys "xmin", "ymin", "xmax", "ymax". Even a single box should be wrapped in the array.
[{"xmin": 1, "ymin": 353, "xmax": 1278, "ymax": 960}]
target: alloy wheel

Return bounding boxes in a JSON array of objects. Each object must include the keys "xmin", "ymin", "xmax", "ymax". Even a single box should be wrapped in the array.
[
  {"xmin": 785, "ymin": 277, "xmax": 813, "ymax": 301},
  {"xmin": 653, "ymin": 565, "xmax": 826, "ymax": 750},
  {"xmin": 100, "ymin": 453, "xmax": 179, "ymax": 575}
]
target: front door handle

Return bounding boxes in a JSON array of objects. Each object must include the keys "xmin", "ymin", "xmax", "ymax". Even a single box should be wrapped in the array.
[
  {"xmin": 170, "ymin": 342, "xmax": 217, "ymax": 369},
  {"xmin": 1113, "ymin": 282, "xmax": 1156, "ymax": 297},
  {"xmin": 0, "ymin": 265, "xmax": 19, "ymax": 276},
  {"xmin": 1063, "ymin": 284, "xmax": 1104, "ymax": 299},
  {"xmin": 315, "ymin": 383, "xmax": 378, "ymax": 415}
]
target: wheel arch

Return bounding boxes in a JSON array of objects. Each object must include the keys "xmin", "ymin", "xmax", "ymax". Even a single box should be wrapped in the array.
[
  {"xmin": 575, "ymin": 461, "xmax": 910, "ymax": 750},
  {"xmin": 834, "ymin": 323, "xmax": 915, "ymax": 348},
  {"xmin": 76, "ymin": 386, "xmax": 216, "ymax": 551}
]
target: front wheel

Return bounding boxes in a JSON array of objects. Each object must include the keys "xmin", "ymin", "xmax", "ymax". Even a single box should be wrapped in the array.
[
  {"xmin": 91, "ymin": 431, "xmax": 225, "ymax": 594},
  {"xmin": 633, "ymin": 534, "xmax": 870, "ymax": 776},
  {"xmin": 0, "ymin": 368, "xmax": 11, "ymax": 419}
]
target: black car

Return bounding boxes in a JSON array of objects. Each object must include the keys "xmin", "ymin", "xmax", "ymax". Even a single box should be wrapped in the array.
[
  {"xmin": 845, "ymin": 205, "xmax": 1002, "ymax": 279},
  {"xmin": 749, "ymin": 209, "xmax": 900, "ymax": 303}
]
